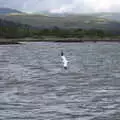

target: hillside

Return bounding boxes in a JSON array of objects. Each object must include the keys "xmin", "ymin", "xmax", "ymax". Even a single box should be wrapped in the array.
[
  {"xmin": 31, "ymin": 11, "xmax": 120, "ymax": 21},
  {"xmin": 0, "ymin": 8, "xmax": 22, "ymax": 14},
  {"xmin": 88, "ymin": 12, "xmax": 120, "ymax": 22},
  {"xmin": 0, "ymin": 13, "xmax": 120, "ymax": 31},
  {"xmin": 99, "ymin": 13, "xmax": 120, "ymax": 22},
  {"xmin": 1, "ymin": 17, "xmax": 120, "ymax": 44},
  {"xmin": 0, "ymin": 18, "xmax": 32, "ymax": 38}
]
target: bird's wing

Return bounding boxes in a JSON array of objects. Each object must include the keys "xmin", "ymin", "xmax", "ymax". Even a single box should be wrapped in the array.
[{"xmin": 61, "ymin": 56, "xmax": 68, "ymax": 63}]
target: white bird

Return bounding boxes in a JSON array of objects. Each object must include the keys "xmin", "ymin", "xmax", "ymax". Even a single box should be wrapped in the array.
[{"xmin": 61, "ymin": 51, "xmax": 68, "ymax": 69}]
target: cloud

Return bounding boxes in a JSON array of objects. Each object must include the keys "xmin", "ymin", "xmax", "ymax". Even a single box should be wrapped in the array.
[
  {"xmin": 50, "ymin": 0, "xmax": 120, "ymax": 13},
  {"xmin": 0, "ymin": 0, "xmax": 120, "ymax": 13}
]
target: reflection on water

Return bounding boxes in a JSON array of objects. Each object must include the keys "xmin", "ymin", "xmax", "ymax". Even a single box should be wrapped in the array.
[{"xmin": 0, "ymin": 42, "xmax": 120, "ymax": 120}]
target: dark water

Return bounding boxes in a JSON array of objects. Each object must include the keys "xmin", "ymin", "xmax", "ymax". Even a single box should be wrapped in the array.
[{"xmin": 0, "ymin": 42, "xmax": 120, "ymax": 120}]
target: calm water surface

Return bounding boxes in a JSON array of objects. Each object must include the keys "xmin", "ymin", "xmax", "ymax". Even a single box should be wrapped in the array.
[{"xmin": 0, "ymin": 42, "xmax": 120, "ymax": 120}]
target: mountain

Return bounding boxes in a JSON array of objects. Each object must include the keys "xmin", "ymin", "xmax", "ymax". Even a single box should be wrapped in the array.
[
  {"xmin": 0, "ymin": 8, "xmax": 22, "ymax": 14},
  {"xmin": 33, "ymin": 10, "xmax": 66, "ymax": 17},
  {"xmin": 32, "ymin": 11, "xmax": 120, "ymax": 21},
  {"xmin": 0, "ymin": 12, "xmax": 120, "ymax": 32},
  {"xmin": 99, "ymin": 13, "xmax": 120, "ymax": 21},
  {"xmin": 88, "ymin": 12, "xmax": 120, "ymax": 21}
]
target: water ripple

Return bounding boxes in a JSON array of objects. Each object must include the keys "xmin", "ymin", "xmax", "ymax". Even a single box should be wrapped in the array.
[{"xmin": 0, "ymin": 42, "xmax": 120, "ymax": 120}]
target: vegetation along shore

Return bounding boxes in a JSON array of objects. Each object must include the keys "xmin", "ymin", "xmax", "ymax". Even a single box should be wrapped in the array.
[{"xmin": 1, "ymin": 13, "xmax": 120, "ymax": 44}]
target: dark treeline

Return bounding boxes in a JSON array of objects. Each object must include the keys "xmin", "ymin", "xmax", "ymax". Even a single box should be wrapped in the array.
[{"xmin": 0, "ymin": 19, "xmax": 119, "ymax": 39}]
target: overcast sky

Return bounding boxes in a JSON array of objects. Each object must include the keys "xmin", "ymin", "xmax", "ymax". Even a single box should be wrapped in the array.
[{"xmin": 0, "ymin": 0, "xmax": 120, "ymax": 13}]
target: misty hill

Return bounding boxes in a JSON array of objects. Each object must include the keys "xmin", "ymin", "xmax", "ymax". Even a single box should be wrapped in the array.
[
  {"xmin": 33, "ymin": 11, "xmax": 120, "ymax": 21},
  {"xmin": 1, "ymin": 13, "xmax": 120, "ymax": 32},
  {"xmin": 0, "ymin": 8, "xmax": 22, "ymax": 14},
  {"xmin": 1, "ymin": 17, "xmax": 120, "ymax": 42},
  {"xmin": 88, "ymin": 12, "xmax": 120, "ymax": 21},
  {"xmin": 99, "ymin": 13, "xmax": 120, "ymax": 21}
]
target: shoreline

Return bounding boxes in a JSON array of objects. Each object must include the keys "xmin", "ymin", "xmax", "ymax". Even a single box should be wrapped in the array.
[
  {"xmin": 0, "ymin": 37, "xmax": 120, "ymax": 45},
  {"xmin": 0, "ymin": 40, "xmax": 20, "ymax": 45}
]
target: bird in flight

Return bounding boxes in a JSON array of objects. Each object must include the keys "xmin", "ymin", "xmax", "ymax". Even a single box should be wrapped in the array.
[{"xmin": 61, "ymin": 51, "xmax": 68, "ymax": 70}]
